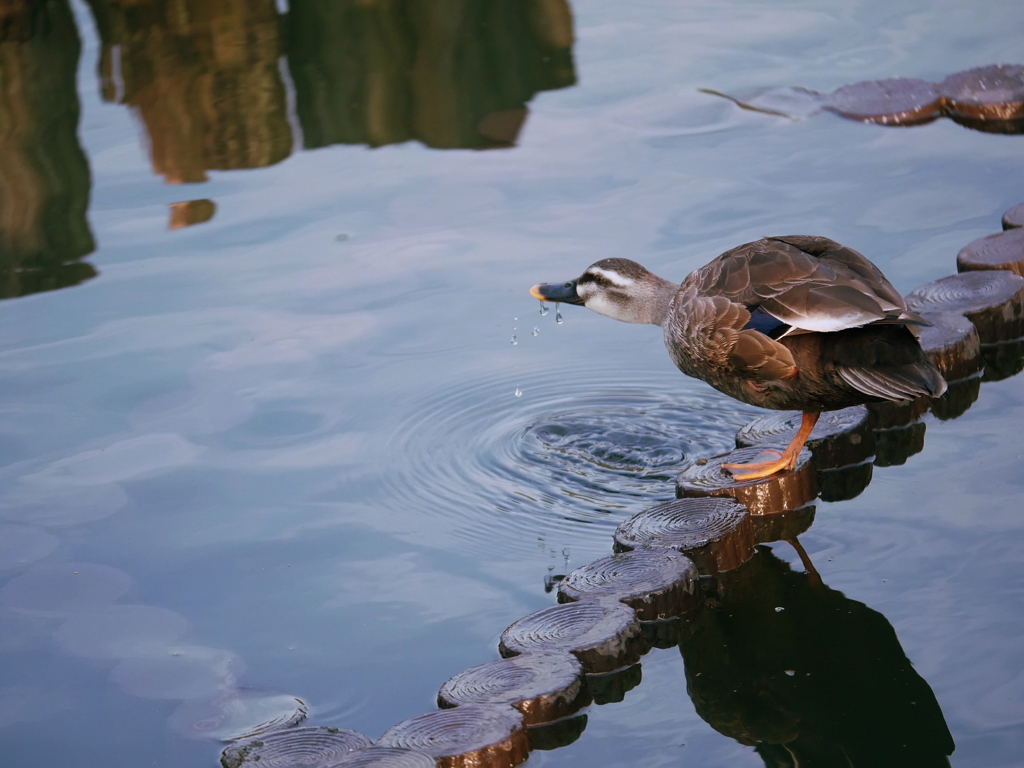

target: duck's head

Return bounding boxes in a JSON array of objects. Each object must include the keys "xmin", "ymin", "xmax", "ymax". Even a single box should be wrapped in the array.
[{"xmin": 530, "ymin": 258, "xmax": 675, "ymax": 325}]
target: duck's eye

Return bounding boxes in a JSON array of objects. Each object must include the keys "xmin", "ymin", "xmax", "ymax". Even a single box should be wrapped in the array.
[{"xmin": 594, "ymin": 275, "xmax": 610, "ymax": 287}]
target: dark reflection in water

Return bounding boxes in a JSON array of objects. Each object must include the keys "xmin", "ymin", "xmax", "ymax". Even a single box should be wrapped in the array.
[
  {"xmin": 85, "ymin": 0, "xmax": 292, "ymax": 184},
  {"xmin": 0, "ymin": 0, "xmax": 96, "ymax": 299},
  {"xmin": 681, "ymin": 547, "xmax": 954, "ymax": 767},
  {"xmin": 287, "ymin": 0, "xmax": 576, "ymax": 150}
]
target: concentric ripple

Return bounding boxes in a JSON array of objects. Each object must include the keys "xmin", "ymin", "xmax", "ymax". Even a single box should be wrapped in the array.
[{"xmin": 379, "ymin": 367, "xmax": 759, "ymax": 554}]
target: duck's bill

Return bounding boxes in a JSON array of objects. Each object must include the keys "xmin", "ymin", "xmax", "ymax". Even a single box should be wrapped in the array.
[{"xmin": 529, "ymin": 280, "xmax": 584, "ymax": 305}]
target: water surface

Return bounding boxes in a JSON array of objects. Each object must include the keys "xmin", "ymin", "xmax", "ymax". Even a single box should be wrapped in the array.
[{"xmin": 1, "ymin": 0, "xmax": 1023, "ymax": 765}]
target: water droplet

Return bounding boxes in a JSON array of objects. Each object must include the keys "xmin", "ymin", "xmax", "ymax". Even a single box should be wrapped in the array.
[
  {"xmin": 532, "ymin": 327, "xmax": 539, "ymax": 336},
  {"xmin": 514, "ymin": 388, "xmax": 522, "ymax": 397},
  {"xmin": 555, "ymin": 308, "xmax": 563, "ymax": 324},
  {"xmin": 774, "ymin": 606, "xmax": 784, "ymax": 612},
  {"xmin": 784, "ymin": 670, "xmax": 795, "ymax": 677},
  {"xmin": 510, "ymin": 335, "xmax": 517, "ymax": 345},
  {"xmin": 514, "ymin": 317, "xmax": 518, "ymax": 321},
  {"xmin": 539, "ymin": 302, "xmax": 549, "ymax": 316}
]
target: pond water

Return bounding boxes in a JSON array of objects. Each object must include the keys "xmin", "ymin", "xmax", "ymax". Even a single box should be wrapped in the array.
[{"xmin": 1, "ymin": 0, "xmax": 1023, "ymax": 766}]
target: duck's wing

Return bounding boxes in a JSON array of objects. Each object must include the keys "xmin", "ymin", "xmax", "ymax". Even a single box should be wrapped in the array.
[{"xmin": 689, "ymin": 236, "xmax": 925, "ymax": 334}]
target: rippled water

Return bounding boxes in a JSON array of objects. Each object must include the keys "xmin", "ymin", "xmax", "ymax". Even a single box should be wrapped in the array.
[{"xmin": 1, "ymin": 0, "xmax": 1023, "ymax": 766}]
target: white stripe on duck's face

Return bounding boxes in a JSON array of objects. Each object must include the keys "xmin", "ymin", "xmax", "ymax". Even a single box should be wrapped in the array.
[{"xmin": 575, "ymin": 259, "xmax": 663, "ymax": 324}]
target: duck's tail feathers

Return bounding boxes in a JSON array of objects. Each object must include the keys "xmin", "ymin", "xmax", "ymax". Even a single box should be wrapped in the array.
[{"xmin": 838, "ymin": 362, "xmax": 947, "ymax": 401}]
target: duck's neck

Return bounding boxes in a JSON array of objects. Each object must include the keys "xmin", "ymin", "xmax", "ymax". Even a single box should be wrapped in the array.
[{"xmin": 645, "ymin": 277, "xmax": 679, "ymax": 326}]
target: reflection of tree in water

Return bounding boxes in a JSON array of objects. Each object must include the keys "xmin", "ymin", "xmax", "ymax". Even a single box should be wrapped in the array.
[
  {"xmin": 86, "ymin": 0, "xmax": 292, "ymax": 184},
  {"xmin": 681, "ymin": 547, "xmax": 954, "ymax": 767},
  {"xmin": 287, "ymin": 0, "xmax": 576, "ymax": 150},
  {"xmin": 0, "ymin": 0, "xmax": 96, "ymax": 299}
]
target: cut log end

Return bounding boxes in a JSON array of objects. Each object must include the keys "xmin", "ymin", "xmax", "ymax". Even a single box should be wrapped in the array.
[
  {"xmin": 906, "ymin": 270, "xmax": 1024, "ymax": 343},
  {"xmin": 220, "ymin": 726, "xmax": 372, "ymax": 768},
  {"xmin": 1003, "ymin": 201, "xmax": 1024, "ymax": 231},
  {"xmin": 957, "ymin": 229, "xmax": 1024, "ymax": 278},
  {"xmin": 735, "ymin": 406, "xmax": 873, "ymax": 470},
  {"xmin": 615, "ymin": 497, "xmax": 754, "ymax": 575},
  {"xmin": 824, "ymin": 78, "xmax": 942, "ymax": 126},
  {"xmin": 377, "ymin": 706, "xmax": 528, "ymax": 768}
]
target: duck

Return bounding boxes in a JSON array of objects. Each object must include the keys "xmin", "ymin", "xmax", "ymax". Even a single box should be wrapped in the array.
[{"xmin": 529, "ymin": 235, "xmax": 947, "ymax": 480}]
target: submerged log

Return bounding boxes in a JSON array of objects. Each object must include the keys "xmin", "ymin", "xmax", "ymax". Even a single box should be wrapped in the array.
[
  {"xmin": 377, "ymin": 705, "xmax": 528, "ymax": 768},
  {"xmin": 676, "ymin": 447, "xmax": 817, "ymax": 517},
  {"xmin": 437, "ymin": 653, "xmax": 589, "ymax": 726},
  {"xmin": 824, "ymin": 78, "xmax": 942, "ymax": 126},
  {"xmin": 556, "ymin": 549, "xmax": 701, "ymax": 621},
  {"xmin": 957, "ymin": 229, "xmax": 1024, "ymax": 277},
  {"xmin": 220, "ymin": 726, "xmax": 372, "ymax": 768},
  {"xmin": 735, "ymin": 407, "xmax": 873, "ymax": 470},
  {"xmin": 906, "ymin": 270, "xmax": 1024, "ymax": 343},
  {"xmin": 614, "ymin": 498, "xmax": 753, "ymax": 575},
  {"xmin": 498, "ymin": 601, "xmax": 646, "ymax": 674}
]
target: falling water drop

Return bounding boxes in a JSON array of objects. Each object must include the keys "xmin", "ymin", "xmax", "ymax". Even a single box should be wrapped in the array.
[
  {"xmin": 555, "ymin": 307, "xmax": 563, "ymax": 324},
  {"xmin": 510, "ymin": 335, "xmax": 518, "ymax": 345},
  {"xmin": 532, "ymin": 327, "xmax": 539, "ymax": 336},
  {"xmin": 539, "ymin": 302, "xmax": 549, "ymax": 316},
  {"xmin": 514, "ymin": 388, "xmax": 522, "ymax": 397}
]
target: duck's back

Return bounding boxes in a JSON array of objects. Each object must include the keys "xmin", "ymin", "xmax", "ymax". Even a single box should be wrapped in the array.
[{"xmin": 667, "ymin": 236, "xmax": 946, "ymax": 411}]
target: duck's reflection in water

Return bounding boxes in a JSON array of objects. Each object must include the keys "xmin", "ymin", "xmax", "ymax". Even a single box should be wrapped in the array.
[{"xmin": 680, "ymin": 547, "xmax": 954, "ymax": 767}]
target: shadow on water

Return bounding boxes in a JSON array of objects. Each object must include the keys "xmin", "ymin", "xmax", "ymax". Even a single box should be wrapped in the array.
[
  {"xmin": 0, "ymin": 0, "xmax": 96, "ymax": 299},
  {"xmin": 682, "ymin": 547, "xmax": 955, "ymax": 768}
]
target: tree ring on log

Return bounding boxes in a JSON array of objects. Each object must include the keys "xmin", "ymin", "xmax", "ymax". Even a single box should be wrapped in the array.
[
  {"xmin": 556, "ymin": 549, "xmax": 701, "ymax": 620},
  {"xmin": 906, "ymin": 270, "xmax": 1024, "ymax": 343},
  {"xmin": 437, "ymin": 653, "xmax": 589, "ymax": 726},
  {"xmin": 614, "ymin": 497, "xmax": 753, "ymax": 575},
  {"xmin": 957, "ymin": 229, "xmax": 1024, "ymax": 277},
  {"xmin": 221, "ymin": 726, "xmax": 372, "ymax": 768},
  {"xmin": 498, "ymin": 602, "xmax": 646, "ymax": 674},
  {"xmin": 377, "ymin": 705, "xmax": 528, "ymax": 768},
  {"xmin": 326, "ymin": 747, "xmax": 439, "ymax": 768}
]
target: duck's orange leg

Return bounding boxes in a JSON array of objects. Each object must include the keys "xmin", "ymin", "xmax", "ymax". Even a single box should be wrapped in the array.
[{"xmin": 723, "ymin": 411, "xmax": 820, "ymax": 481}]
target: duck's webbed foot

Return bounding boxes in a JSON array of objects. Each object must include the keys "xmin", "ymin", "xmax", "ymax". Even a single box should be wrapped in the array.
[{"xmin": 722, "ymin": 411, "xmax": 820, "ymax": 481}]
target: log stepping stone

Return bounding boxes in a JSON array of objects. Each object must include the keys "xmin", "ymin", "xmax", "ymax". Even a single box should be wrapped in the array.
[
  {"xmin": 675, "ymin": 447, "xmax": 817, "ymax": 518},
  {"xmin": 1004, "ymin": 201, "xmax": 1024, "ymax": 230},
  {"xmin": 735, "ymin": 406, "xmax": 873, "ymax": 470},
  {"xmin": 918, "ymin": 312, "xmax": 983, "ymax": 381},
  {"xmin": 221, "ymin": 726, "xmax": 372, "ymax": 768},
  {"xmin": 614, "ymin": 497, "xmax": 754, "ymax": 575},
  {"xmin": 327, "ymin": 747, "xmax": 439, "ymax": 768},
  {"xmin": 873, "ymin": 421, "xmax": 927, "ymax": 467},
  {"xmin": 526, "ymin": 713, "xmax": 587, "ymax": 751},
  {"xmin": 498, "ymin": 602, "xmax": 646, "ymax": 674},
  {"xmin": 981, "ymin": 337, "xmax": 1024, "ymax": 382},
  {"xmin": 556, "ymin": 549, "xmax": 701, "ymax": 621},
  {"xmin": 866, "ymin": 395, "xmax": 928, "ymax": 430},
  {"xmin": 377, "ymin": 706, "xmax": 528, "ymax": 768},
  {"xmin": 586, "ymin": 663, "xmax": 642, "ymax": 705},
  {"xmin": 929, "ymin": 373, "xmax": 982, "ymax": 421},
  {"xmin": 957, "ymin": 229, "xmax": 1024, "ymax": 277},
  {"xmin": 750, "ymin": 503, "xmax": 816, "ymax": 544},
  {"xmin": 939, "ymin": 64, "xmax": 1024, "ymax": 123},
  {"xmin": 905, "ymin": 270, "xmax": 1024, "ymax": 343},
  {"xmin": 437, "ymin": 653, "xmax": 589, "ymax": 726},
  {"xmin": 641, "ymin": 617, "xmax": 687, "ymax": 650},
  {"xmin": 824, "ymin": 78, "xmax": 942, "ymax": 125}
]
